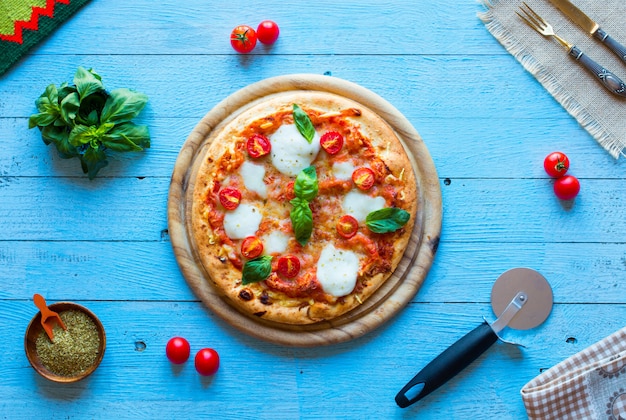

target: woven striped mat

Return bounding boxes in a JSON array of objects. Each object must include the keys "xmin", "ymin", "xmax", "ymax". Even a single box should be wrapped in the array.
[{"xmin": 0, "ymin": 0, "xmax": 90, "ymax": 76}]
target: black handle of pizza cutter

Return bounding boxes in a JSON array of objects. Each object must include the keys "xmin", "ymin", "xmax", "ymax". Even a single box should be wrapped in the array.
[{"xmin": 395, "ymin": 321, "xmax": 498, "ymax": 408}]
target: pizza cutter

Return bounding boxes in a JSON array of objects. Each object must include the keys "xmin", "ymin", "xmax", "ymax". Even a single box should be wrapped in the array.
[{"xmin": 395, "ymin": 267, "xmax": 553, "ymax": 408}]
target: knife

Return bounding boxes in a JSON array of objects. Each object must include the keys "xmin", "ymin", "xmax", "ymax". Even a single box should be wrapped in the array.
[{"xmin": 548, "ymin": 0, "xmax": 626, "ymax": 65}]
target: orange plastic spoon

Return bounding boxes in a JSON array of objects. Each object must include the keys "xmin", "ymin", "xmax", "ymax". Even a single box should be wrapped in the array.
[{"xmin": 33, "ymin": 294, "xmax": 67, "ymax": 342}]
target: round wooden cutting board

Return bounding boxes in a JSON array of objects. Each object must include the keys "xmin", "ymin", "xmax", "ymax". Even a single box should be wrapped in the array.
[{"xmin": 168, "ymin": 74, "xmax": 442, "ymax": 347}]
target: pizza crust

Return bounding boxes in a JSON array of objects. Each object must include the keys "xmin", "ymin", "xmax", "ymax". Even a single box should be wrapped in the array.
[{"xmin": 190, "ymin": 91, "xmax": 417, "ymax": 325}]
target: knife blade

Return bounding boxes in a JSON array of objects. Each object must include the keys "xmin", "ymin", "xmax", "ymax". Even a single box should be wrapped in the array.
[{"xmin": 548, "ymin": 0, "xmax": 626, "ymax": 65}]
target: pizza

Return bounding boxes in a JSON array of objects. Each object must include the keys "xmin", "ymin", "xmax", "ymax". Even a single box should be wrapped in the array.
[{"xmin": 190, "ymin": 90, "xmax": 418, "ymax": 325}]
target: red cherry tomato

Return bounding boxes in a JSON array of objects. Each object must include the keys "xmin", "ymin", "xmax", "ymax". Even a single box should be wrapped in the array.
[
  {"xmin": 195, "ymin": 348, "xmax": 220, "ymax": 376},
  {"xmin": 276, "ymin": 255, "xmax": 300, "ymax": 278},
  {"xmin": 553, "ymin": 175, "xmax": 580, "ymax": 200},
  {"xmin": 352, "ymin": 167, "xmax": 375, "ymax": 190},
  {"xmin": 230, "ymin": 25, "xmax": 257, "ymax": 53},
  {"xmin": 246, "ymin": 134, "xmax": 271, "ymax": 158},
  {"xmin": 241, "ymin": 236, "xmax": 264, "ymax": 259},
  {"xmin": 320, "ymin": 131, "xmax": 344, "ymax": 155},
  {"xmin": 218, "ymin": 187, "xmax": 242, "ymax": 210},
  {"xmin": 165, "ymin": 337, "xmax": 190, "ymax": 365},
  {"xmin": 336, "ymin": 214, "xmax": 359, "ymax": 239},
  {"xmin": 544, "ymin": 152, "xmax": 570, "ymax": 178},
  {"xmin": 256, "ymin": 20, "xmax": 280, "ymax": 45}
]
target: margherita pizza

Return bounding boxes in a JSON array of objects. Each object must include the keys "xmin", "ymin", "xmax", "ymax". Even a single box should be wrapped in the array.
[{"xmin": 190, "ymin": 91, "xmax": 417, "ymax": 325}]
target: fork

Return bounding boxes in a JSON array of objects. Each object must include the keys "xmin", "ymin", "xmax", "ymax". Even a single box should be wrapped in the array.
[{"xmin": 517, "ymin": 2, "xmax": 626, "ymax": 98}]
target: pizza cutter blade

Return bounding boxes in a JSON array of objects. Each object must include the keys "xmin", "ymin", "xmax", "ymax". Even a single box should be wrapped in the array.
[{"xmin": 395, "ymin": 267, "xmax": 553, "ymax": 409}]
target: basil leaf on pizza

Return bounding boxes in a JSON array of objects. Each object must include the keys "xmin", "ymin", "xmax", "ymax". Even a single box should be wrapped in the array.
[
  {"xmin": 242, "ymin": 255, "xmax": 273, "ymax": 285},
  {"xmin": 365, "ymin": 208, "xmax": 410, "ymax": 233},
  {"xmin": 292, "ymin": 104, "xmax": 315, "ymax": 143},
  {"xmin": 294, "ymin": 166, "xmax": 318, "ymax": 201},
  {"xmin": 290, "ymin": 197, "xmax": 313, "ymax": 246}
]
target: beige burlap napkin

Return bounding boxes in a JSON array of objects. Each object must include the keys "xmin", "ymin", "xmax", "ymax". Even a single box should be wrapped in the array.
[
  {"xmin": 520, "ymin": 327, "xmax": 626, "ymax": 419},
  {"xmin": 478, "ymin": 0, "xmax": 626, "ymax": 158}
]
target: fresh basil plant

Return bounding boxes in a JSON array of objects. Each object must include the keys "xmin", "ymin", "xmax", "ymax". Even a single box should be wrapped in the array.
[{"xmin": 28, "ymin": 66, "xmax": 150, "ymax": 179}]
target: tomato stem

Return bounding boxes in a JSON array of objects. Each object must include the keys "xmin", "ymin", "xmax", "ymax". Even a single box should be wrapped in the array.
[{"xmin": 233, "ymin": 30, "xmax": 251, "ymax": 45}]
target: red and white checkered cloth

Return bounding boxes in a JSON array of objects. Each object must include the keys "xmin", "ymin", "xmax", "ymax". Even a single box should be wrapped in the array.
[{"xmin": 521, "ymin": 327, "xmax": 626, "ymax": 419}]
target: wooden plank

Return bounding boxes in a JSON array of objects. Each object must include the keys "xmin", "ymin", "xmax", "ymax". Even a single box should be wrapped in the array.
[
  {"xmin": 0, "ymin": 177, "xmax": 168, "ymax": 241},
  {"xmin": 4, "ymin": 53, "xmax": 623, "ymax": 179},
  {"xmin": 1, "ymin": 55, "xmax": 551, "ymax": 120},
  {"xmin": 1, "ymin": 240, "xmax": 623, "ymax": 305},
  {"xmin": 0, "ymin": 177, "xmax": 624, "ymax": 242},
  {"xmin": 26, "ymin": 0, "xmax": 501, "ymax": 56},
  {"xmin": 3, "ymin": 300, "xmax": 624, "ymax": 418},
  {"xmin": 1, "ymin": 0, "xmax": 624, "ymax": 416},
  {"xmin": 2, "ymin": 114, "xmax": 623, "ymax": 179}
]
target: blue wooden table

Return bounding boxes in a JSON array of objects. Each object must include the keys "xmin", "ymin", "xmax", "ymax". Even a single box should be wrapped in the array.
[{"xmin": 2, "ymin": 0, "xmax": 625, "ymax": 418}]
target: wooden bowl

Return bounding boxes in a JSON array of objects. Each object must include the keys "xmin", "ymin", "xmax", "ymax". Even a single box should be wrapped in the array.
[{"xmin": 24, "ymin": 302, "xmax": 106, "ymax": 383}]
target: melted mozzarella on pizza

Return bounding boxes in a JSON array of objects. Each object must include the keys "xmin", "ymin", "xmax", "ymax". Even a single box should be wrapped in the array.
[
  {"xmin": 316, "ymin": 244, "xmax": 360, "ymax": 297},
  {"xmin": 223, "ymin": 203, "xmax": 263, "ymax": 239},
  {"xmin": 342, "ymin": 190, "xmax": 386, "ymax": 222},
  {"xmin": 240, "ymin": 161, "xmax": 267, "ymax": 199},
  {"xmin": 332, "ymin": 161, "xmax": 355, "ymax": 180},
  {"xmin": 270, "ymin": 124, "xmax": 321, "ymax": 176},
  {"xmin": 262, "ymin": 230, "xmax": 290, "ymax": 255}
]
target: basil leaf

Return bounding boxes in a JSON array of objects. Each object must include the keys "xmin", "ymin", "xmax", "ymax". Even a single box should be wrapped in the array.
[
  {"xmin": 68, "ymin": 124, "xmax": 94, "ymax": 146},
  {"xmin": 60, "ymin": 92, "xmax": 80, "ymax": 125},
  {"xmin": 74, "ymin": 67, "xmax": 104, "ymax": 100},
  {"xmin": 290, "ymin": 197, "xmax": 313, "ymax": 246},
  {"xmin": 102, "ymin": 122, "xmax": 150, "ymax": 152},
  {"xmin": 294, "ymin": 166, "xmax": 318, "ymax": 201},
  {"xmin": 365, "ymin": 207, "xmax": 410, "ymax": 233},
  {"xmin": 41, "ymin": 125, "xmax": 77, "ymax": 158},
  {"xmin": 100, "ymin": 88, "xmax": 149, "ymax": 125},
  {"xmin": 292, "ymin": 104, "xmax": 315, "ymax": 144},
  {"xmin": 58, "ymin": 83, "xmax": 77, "ymax": 103},
  {"xmin": 69, "ymin": 123, "xmax": 115, "ymax": 146},
  {"xmin": 35, "ymin": 84, "xmax": 58, "ymax": 113},
  {"xmin": 29, "ymin": 112, "xmax": 57, "ymax": 129},
  {"xmin": 242, "ymin": 255, "xmax": 273, "ymax": 285},
  {"xmin": 83, "ymin": 110, "xmax": 99, "ymax": 126},
  {"xmin": 80, "ymin": 146, "xmax": 109, "ymax": 180},
  {"xmin": 30, "ymin": 85, "xmax": 61, "ymax": 129},
  {"xmin": 77, "ymin": 91, "xmax": 108, "ymax": 125}
]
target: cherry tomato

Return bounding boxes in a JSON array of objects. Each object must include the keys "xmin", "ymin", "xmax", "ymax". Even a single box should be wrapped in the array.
[
  {"xmin": 195, "ymin": 348, "xmax": 220, "ymax": 376},
  {"xmin": 218, "ymin": 187, "xmax": 242, "ymax": 210},
  {"xmin": 241, "ymin": 236, "xmax": 264, "ymax": 259},
  {"xmin": 256, "ymin": 20, "xmax": 280, "ymax": 45},
  {"xmin": 276, "ymin": 255, "xmax": 300, "ymax": 278},
  {"xmin": 165, "ymin": 337, "xmax": 190, "ymax": 365},
  {"xmin": 320, "ymin": 131, "xmax": 344, "ymax": 155},
  {"xmin": 246, "ymin": 134, "xmax": 271, "ymax": 158},
  {"xmin": 352, "ymin": 167, "xmax": 375, "ymax": 190},
  {"xmin": 336, "ymin": 214, "xmax": 359, "ymax": 239},
  {"xmin": 544, "ymin": 152, "xmax": 570, "ymax": 178},
  {"xmin": 230, "ymin": 25, "xmax": 257, "ymax": 53},
  {"xmin": 553, "ymin": 175, "xmax": 580, "ymax": 200}
]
